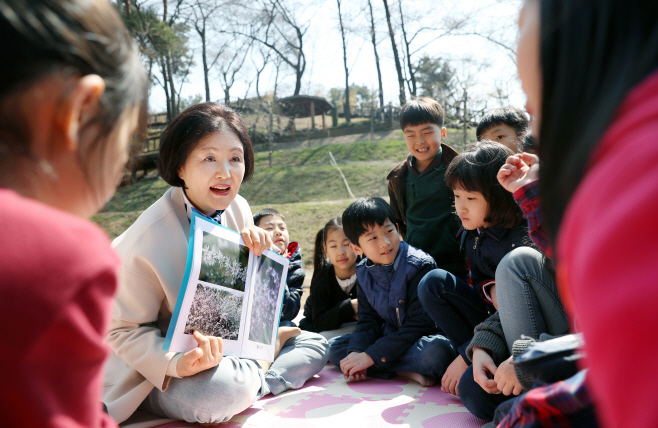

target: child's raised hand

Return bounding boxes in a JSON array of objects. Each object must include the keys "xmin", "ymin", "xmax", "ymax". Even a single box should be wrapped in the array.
[
  {"xmin": 339, "ymin": 352, "xmax": 374, "ymax": 381},
  {"xmin": 241, "ymin": 225, "xmax": 273, "ymax": 256},
  {"xmin": 497, "ymin": 153, "xmax": 540, "ymax": 194},
  {"xmin": 472, "ymin": 347, "xmax": 500, "ymax": 394},
  {"xmin": 441, "ymin": 354, "xmax": 468, "ymax": 396},
  {"xmin": 494, "ymin": 356, "xmax": 523, "ymax": 396},
  {"xmin": 176, "ymin": 331, "xmax": 224, "ymax": 377}
]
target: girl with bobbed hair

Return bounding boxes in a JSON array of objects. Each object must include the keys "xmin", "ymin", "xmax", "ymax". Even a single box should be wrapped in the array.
[
  {"xmin": 497, "ymin": 0, "xmax": 658, "ymax": 426},
  {"xmin": 104, "ymin": 102, "xmax": 329, "ymax": 426},
  {"xmin": 0, "ymin": 0, "xmax": 147, "ymax": 426}
]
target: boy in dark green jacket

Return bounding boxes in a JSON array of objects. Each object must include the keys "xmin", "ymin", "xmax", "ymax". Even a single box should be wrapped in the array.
[{"xmin": 387, "ymin": 97, "xmax": 467, "ymax": 277}]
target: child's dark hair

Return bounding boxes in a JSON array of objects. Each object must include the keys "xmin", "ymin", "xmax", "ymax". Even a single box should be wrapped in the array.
[
  {"xmin": 521, "ymin": 133, "xmax": 538, "ymax": 154},
  {"xmin": 253, "ymin": 208, "xmax": 284, "ymax": 227},
  {"xmin": 476, "ymin": 107, "xmax": 529, "ymax": 140},
  {"xmin": 445, "ymin": 142, "xmax": 523, "ymax": 228},
  {"xmin": 342, "ymin": 197, "xmax": 396, "ymax": 245},
  {"xmin": 310, "ymin": 217, "xmax": 343, "ymax": 285},
  {"xmin": 399, "ymin": 97, "xmax": 444, "ymax": 130}
]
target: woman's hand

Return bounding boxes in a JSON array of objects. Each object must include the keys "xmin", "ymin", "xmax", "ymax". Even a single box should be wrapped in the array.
[
  {"xmin": 472, "ymin": 347, "xmax": 500, "ymax": 394},
  {"xmin": 494, "ymin": 356, "xmax": 524, "ymax": 396},
  {"xmin": 441, "ymin": 354, "xmax": 468, "ymax": 396},
  {"xmin": 176, "ymin": 331, "xmax": 223, "ymax": 377},
  {"xmin": 497, "ymin": 153, "xmax": 540, "ymax": 194},
  {"xmin": 241, "ymin": 225, "xmax": 273, "ymax": 256}
]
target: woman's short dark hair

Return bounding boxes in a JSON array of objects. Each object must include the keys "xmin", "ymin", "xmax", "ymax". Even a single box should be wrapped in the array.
[
  {"xmin": 158, "ymin": 102, "xmax": 255, "ymax": 187},
  {"xmin": 445, "ymin": 142, "xmax": 523, "ymax": 228},
  {"xmin": 537, "ymin": 0, "xmax": 658, "ymax": 244}
]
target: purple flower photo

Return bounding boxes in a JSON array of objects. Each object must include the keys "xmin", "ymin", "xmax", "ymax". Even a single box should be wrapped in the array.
[{"xmin": 248, "ymin": 256, "xmax": 284, "ymax": 345}]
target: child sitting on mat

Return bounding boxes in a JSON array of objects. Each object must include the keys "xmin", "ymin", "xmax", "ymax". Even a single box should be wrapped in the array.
[
  {"xmin": 254, "ymin": 208, "xmax": 305, "ymax": 325},
  {"xmin": 418, "ymin": 142, "xmax": 567, "ymax": 420},
  {"xmin": 299, "ymin": 217, "xmax": 359, "ymax": 338},
  {"xmin": 328, "ymin": 198, "xmax": 456, "ymax": 386}
]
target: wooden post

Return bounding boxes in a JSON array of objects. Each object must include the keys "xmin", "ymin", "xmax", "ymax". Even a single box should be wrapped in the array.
[
  {"xmin": 289, "ymin": 118, "xmax": 295, "ymax": 137},
  {"xmin": 322, "ymin": 110, "xmax": 326, "ymax": 131},
  {"xmin": 310, "ymin": 101, "xmax": 316, "ymax": 130}
]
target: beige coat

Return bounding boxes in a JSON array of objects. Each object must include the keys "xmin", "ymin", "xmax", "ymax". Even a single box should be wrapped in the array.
[{"xmin": 102, "ymin": 186, "xmax": 253, "ymax": 424}]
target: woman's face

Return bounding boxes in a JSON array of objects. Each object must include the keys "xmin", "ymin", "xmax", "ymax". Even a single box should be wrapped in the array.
[
  {"xmin": 178, "ymin": 130, "xmax": 246, "ymax": 215},
  {"xmin": 517, "ymin": 0, "xmax": 542, "ymax": 133}
]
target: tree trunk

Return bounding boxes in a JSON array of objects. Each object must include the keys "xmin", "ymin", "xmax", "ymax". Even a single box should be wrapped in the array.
[
  {"xmin": 200, "ymin": 25, "xmax": 210, "ymax": 102},
  {"xmin": 160, "ymin": 56, "xmax": 171, "ymax": 120},
  {"xmin": 124, "ymin": 0, "xmax": 130, "ymax": 15},
  {"xmin": 382, "ymin": 0, "xmax": 406, "ymax": 105},
  {"xmin": 294, "ymin": 68, "xmax": 302, "ymax": 96},
  {"xmin": 166, "ymin": 52, "xmax": 177, "ymax": 117},
  {"xmin": 367, "ymin": 0, "xmax": 384, "ymax": 109},
  {"xmin": 462, "ymin": 90, "xmax": 468, "ymax": 147},
  {"xmin": 273, "ymin": 62, "xmax": 281, "ymax": 100},
  {"xmin": 337, "ymin": 0, "xmax": 351, "ymax": 123},
  {"xmin": 162, "ymin": 0, "xmax": 167, "ymax": 22},
  {"xmin": 397, "ymin": 0, "xmax": 416, "ymax": 97}
]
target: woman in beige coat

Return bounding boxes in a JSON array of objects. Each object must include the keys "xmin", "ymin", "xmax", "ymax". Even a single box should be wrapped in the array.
[{"xmin": 103, "ymin": 103, "xmax": 329, "ymax": 425}]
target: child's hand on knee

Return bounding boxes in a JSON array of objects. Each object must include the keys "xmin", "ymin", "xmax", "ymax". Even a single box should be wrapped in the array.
[
  {"xmin": 441, "ymin": 354, "xmax": 468, "ymax": 396},
  {"xmin": 472, "ymin": 347, "xmax": 500, "ymax": 394},
  {"xmin": 339, "ymin": 352, "xmax": 373, "ymax": 381},
  {"xmin": 177, "ymin": 331, "xmax": 224, "ymax": 377},
  {"xmin": 494, "ymin": 356, "xmax": 523, "ymax": 396}
]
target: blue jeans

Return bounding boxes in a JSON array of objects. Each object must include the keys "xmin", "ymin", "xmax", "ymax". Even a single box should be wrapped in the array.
[
  {"xmin": 327, "ymin": 333, "xmax": 456, "ymax": 379},
  {"xmin": 139, "ymin": 331, "xmax": 328, "ymax": 424},
  {"xmin": 417, "ymin": 269, "xmax": 490, "ymax": 362},
  {"xmin": 496, "ymin": 247, "xmax": 569, "ymax": 352}
]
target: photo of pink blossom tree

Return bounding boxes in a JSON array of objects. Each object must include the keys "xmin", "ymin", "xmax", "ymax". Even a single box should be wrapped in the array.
[
  {"xmin": 184, "ymin": 283, "xmax": 243, "ymax": 339},
  {"xmin": 199, "ymin": 231, "xmax": 249, "ymax": 292},
  {"xmin": 248, "ymin": 256, "xmax": 284, "ymax": 345}
]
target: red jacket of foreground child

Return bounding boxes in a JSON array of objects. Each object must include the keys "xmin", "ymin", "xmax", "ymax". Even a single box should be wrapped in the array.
[
  {"xmin": 557, "ymin": 70, "xmax": 658, "ymax": 428},
  {"xmin": 0, "ymin": 188, "xmax": 119, "ymax": 428}
]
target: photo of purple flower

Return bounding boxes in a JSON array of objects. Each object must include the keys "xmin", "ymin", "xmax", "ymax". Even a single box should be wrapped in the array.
[
  {"xmin": 199, "ymin": 231, "xmax": 249, "ymax": 291},
  {"xmin": 184, "ymin": 283, "xmax": 243, "ymax": 339},
  {"xmin": 248, "ymin": 256, "xmax": 284, "ymax": 345}
]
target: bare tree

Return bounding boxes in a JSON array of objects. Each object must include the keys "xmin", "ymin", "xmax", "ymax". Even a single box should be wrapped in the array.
[
  {"xmin": 227, "ymin": 0, "xmax": 312, "ymax": 96},
  {"xmin": 217, "ymin": 40, "xmax": 252, "ymax": 104},
  {"xmin": 366, "ymin": 0, "xmax": 384, "ymax": 108},
  {"xmin": 396, "ymin": 1, "xmax": 469, "ymax": 98},
  {"xmin": 190, "ymin": 0, "xmax": 226, "ymax": 102},
  {"xmin": 337, "ymin": 0, "xmax": 351, "ymax": 123},
  {"xmin": 381, "ymin": 0, "xmax": 405, "ymax": 105},
  {"xmin": 251, "ymin": 47, "xmax": 272, "ymax": 100}
]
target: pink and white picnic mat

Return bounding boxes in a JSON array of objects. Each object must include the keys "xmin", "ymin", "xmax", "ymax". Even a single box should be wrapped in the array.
[{"xmin": 130, "ymin": 364, "xmax": 488, "ymax": 428}]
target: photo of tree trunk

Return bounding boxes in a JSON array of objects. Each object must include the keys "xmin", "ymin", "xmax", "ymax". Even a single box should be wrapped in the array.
[
  {"xmin": 200, "ymin": 231, "xmax": 249, "ymax": 291},
  {"xmin": 184, "ymin": 283, "xmax": 243, "ymax": 340},
  {"xmin": 248, "ymin": 256, "xmax": 284, "ymax": 345}
]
